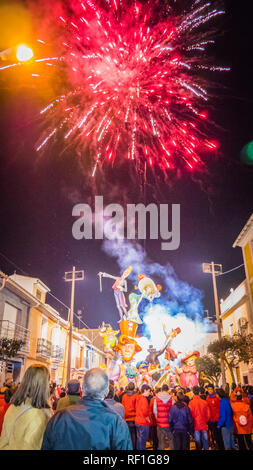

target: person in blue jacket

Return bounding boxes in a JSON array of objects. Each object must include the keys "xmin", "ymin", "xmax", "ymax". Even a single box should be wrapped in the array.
[
  {"xmin": 168, "ymin": 391, "xmax": 194, "ymax": 450},
  {"xmin": 41, "ymin": 368, "xmax": 133, "ymax": 450},
  {"xmin": 217, "ymin": 388, "xmax": 236, "ymax": 450}
]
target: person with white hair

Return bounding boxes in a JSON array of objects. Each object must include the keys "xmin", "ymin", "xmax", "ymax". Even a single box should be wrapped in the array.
[{"xmin": 41, "ymin": 368, "xmax": 133, "ymax": 450}]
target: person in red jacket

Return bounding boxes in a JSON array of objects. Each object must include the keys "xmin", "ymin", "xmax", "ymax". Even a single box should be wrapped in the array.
[
  {"xmin": 206, "ymin": 385, "xmax": 224, "ymax": 450},
  {"xmin": 135, "ymin": 384, "xmax": 152, "ymax": 450},
  {"xmin": 153, "ymin": 384, "xmax": 173, "ymax": 450},
  {"xmin": 189, "ymin": 386, "xmax": 211, "ymax": 450},
  {"xmin": 122, "ymin": 383, "xmax": 138, "ymax": 449},
  {"xmin": 231, "ymin": 389, "xmax": 253, "ymax": 450}
]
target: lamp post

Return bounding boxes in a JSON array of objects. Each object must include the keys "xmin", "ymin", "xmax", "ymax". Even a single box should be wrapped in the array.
[
  {"xmin": 64, "ymin": 267, "xmax": 84, "ymax": 385},
  {"xmin": 202, "ymin": 262, "xmax": 226, "ymax": 388}
]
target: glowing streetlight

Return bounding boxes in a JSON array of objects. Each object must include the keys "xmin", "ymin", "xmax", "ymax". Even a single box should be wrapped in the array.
[{"xmin": 16, "ymin": 44, "xmax": 33, "ymax": 62}]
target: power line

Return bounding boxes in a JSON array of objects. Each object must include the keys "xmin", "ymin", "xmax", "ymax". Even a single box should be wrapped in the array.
[
  {"xmin": 217, "ymin": 263, "xmax": 244, "ymax": 277},
  {"xmin": 0, "ymin": 251, "xmax": 91, "ymax": 330}
]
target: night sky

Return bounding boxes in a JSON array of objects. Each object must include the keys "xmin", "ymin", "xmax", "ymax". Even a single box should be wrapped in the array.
[{"xmin": 0, "ymin": 0, "xmax": 252, "ymax": 330}]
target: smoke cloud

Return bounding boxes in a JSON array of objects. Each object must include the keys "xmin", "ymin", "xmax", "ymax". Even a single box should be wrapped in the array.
[{"xmin": 102, "ymin": 239, "xmax": 215, "ymax": 360}]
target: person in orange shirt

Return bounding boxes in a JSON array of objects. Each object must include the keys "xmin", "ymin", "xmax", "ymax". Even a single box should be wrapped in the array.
[
  {"xmin": 189, "ymin": 386, "xmax": 211, "ymax": 450},
  {"xmin": 230, "ymin": 389, "xmax": 253, "ymax": 450},
  {"xmin": 135, "ymin": 384, "xmax": 152, "ymax": 450}
]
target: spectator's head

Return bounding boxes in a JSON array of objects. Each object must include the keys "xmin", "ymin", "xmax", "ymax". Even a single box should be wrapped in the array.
[
  {"xmin": 217, "ymin": 388, "xmax": 227, "ymax": 399},
  {"xmin": 67, "ymin": 379, "xmax": 80, "ymax": 396},
  {"xmin": 161, "ymin": 384, "xmax": 169, "ymax": 392},
  {"xmin": 193, "ymin": 386, "xmax": 200, "ymax": 396},
  {"xmin": 235, "ymin": 390, "xmax": 243, "ymax": 401},
  {"xmin": 11, "ymin": 364, "xmax": 50, "ymax": 409},
  {"xmin": 207, "ymin": 384, "xmax": 214, "ymax": 395},
  {"xmin": 177, "ymin": 391, "xmax": 185, "ymax": 402},
  {"xmin": 82, "ymin": 368, "xmax": 109, "ymax": 400},
  {"xmin": 105, "ymin": 383, "xmax": 115, "ymax": 400},
  {"xmin": 141, "ymin": 384, "xmax": 151, "ymax": 397},
  {"xmin": 127, "ymin": 382, "xmax": 135, "ymax": 392}
]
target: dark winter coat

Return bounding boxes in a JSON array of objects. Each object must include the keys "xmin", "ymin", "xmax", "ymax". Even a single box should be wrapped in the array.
[
  {"xmin": 41, "ymin": 397, "xmax": 133, "ymax": 450},
  {"xmin": 168, "ymin": 401, "xmax": 194, "ymax": 434}
]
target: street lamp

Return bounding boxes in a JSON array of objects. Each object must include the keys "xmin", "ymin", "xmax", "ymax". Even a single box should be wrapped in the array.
[
  {"xmin": 64, "ymin": 267, "xmax": 84, "ymax": 385},
  {"xmin": 202, "ymin": 262, "xmax": 226, "ymax": 388}
]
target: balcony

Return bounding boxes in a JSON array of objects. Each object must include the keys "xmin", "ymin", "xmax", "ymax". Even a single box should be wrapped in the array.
[
  {"xmin": 51, "ymin": 345, "xmax": 64, "ymax": 362},
  {"xmin": 36, "ymin": 338, "xmax": 52, "ymax": 358},
  {"xmin": 0, "ymin": 320, "xmax": 30, "ymax": 354}
]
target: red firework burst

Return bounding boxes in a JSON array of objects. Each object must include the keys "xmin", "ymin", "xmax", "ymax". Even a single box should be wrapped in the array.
[{"xmin": 1, "ymin": 0, "xmax": 229, "ymax": 177}]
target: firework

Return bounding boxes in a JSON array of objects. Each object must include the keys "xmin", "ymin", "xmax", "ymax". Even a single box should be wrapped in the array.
[{"xmin": 1, "ymin": 0, "xmax": 229, "ymax": 176}]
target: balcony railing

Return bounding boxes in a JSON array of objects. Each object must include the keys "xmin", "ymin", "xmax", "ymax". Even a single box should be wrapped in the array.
[
  {"xmin": 0, "ymin": 320, "xmax": 30, "ymax": 354},
  {"xmin": 37, "ymin": 338, "xmax": 52, "ymax": 357},
  {"xmin": 51, "ymin": 345, "xmax": 64, "ymax": 362}
]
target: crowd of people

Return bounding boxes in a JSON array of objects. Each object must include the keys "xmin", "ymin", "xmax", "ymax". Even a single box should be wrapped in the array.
[{"xmin": 0, "ymin": 364, "xmax": 252, "ymax": 450}]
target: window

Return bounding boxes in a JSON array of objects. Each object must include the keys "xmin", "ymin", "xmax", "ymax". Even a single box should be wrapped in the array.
[
  {"xmin": 228, "ymin": 323, "xmax": 234, "ymax": 338},
  {"xmin": 1, "ymin": 303, "xmax": 19, "ymax": 339},
  {"xmin": 51, "ymin": 326, "xmax": 60, "ymax": 346},
  {"xmin": 237, "ymin": 317, "xmax": 248, "ymax": 336},
  {"xmin": 40, "ymin": 316, "xmax": 48, "ymax": 339},
  {"xmin": 243, "ymin": 375, "xmax": 249, "ymax": 385}
]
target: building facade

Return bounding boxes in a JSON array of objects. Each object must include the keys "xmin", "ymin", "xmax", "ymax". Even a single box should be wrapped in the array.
[
  {"xmin": 233, "ymin": 213, "xmax": 253, "ymax": 333},
  {"xmin": 0, "ymin": 271, "xmax": 106, "ymax": 386},
  {"xmin": 220, "ymin": 280, "xmax": 253, "ymax": 385}
]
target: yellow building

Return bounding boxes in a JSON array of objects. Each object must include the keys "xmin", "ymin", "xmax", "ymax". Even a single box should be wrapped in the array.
[
  {"xmin": 0, "ymin": 272, "xmax": 106, "ymax": 386},
  {"xmin": 220, "ymin": 280, "xmax": 253, "ymax": 385},
  {"xmin": 233, "ymin": 213, "xmax": 253, "ymax": 332},
  {"xmin": 218, "ymin": 214, "xmax": 253, "ymax": 385}
]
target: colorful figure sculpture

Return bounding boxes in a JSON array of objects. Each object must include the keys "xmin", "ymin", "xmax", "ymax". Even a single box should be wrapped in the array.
[
  {"xmin": 176, "ymin": 351, "xmax": 200, "ymax": 388},
  {"xmin": 136, "ymin": 274, "xmax": 162, "ymax": 303},
  {"xmin": 154, "ymin": 327, "xmax": 181, "ymax": 388},
  {"xmin": 99, "ymin": 322, "xmax": 119, "ymax": 359},
  {"xmin": 98, "ymin": 266, "xmax": 132, "ymax": 320},
  {"xmin": 114, "ymin": 320, "xmax": 142, "ymax": 362},
  {"xmin": 125, "ymin": 292, "xmax": 143, "ymax": 324},
  {"xmin": 136, "ymin": 361, "xmax": 153, "ymax": 388}
]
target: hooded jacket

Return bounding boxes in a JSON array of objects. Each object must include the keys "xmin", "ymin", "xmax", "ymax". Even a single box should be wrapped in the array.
[
  {"xmin": 153, "ymin": 391, "xmax": 172, "ymax": 428},
  {"xmin": 189, "ymin": 395, "xmax": 211, "ymax": 431},
  {"xmin": 230, "ymin": 399, "xmax": 253, "ymax": 435},
  {"xmin": 206, "ymin": 393, "xmax": 220, "ymax": 422},
  {"xmin": 168, "ymin": 401, "xmax": 194, "ymax": 434},
  {"xmin": 42, "ymin": 397, "xmax": 133, "ymax": 450},
  {"xmin": 122, "ymin": 391, "xmax": 137, "ymax": 421},
  {"xmin": 230, "ymin": 387, "xmax": 250, "ymax": 404}
]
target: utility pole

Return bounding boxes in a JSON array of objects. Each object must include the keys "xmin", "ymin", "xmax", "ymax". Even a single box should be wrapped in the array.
[
  {"xmin": 64, "ymin": 267, "xmax": 84, "ymax": 385},
  {"xmin": 202, "ymin": 262, "xmax": 226, "ymax": 389}
]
